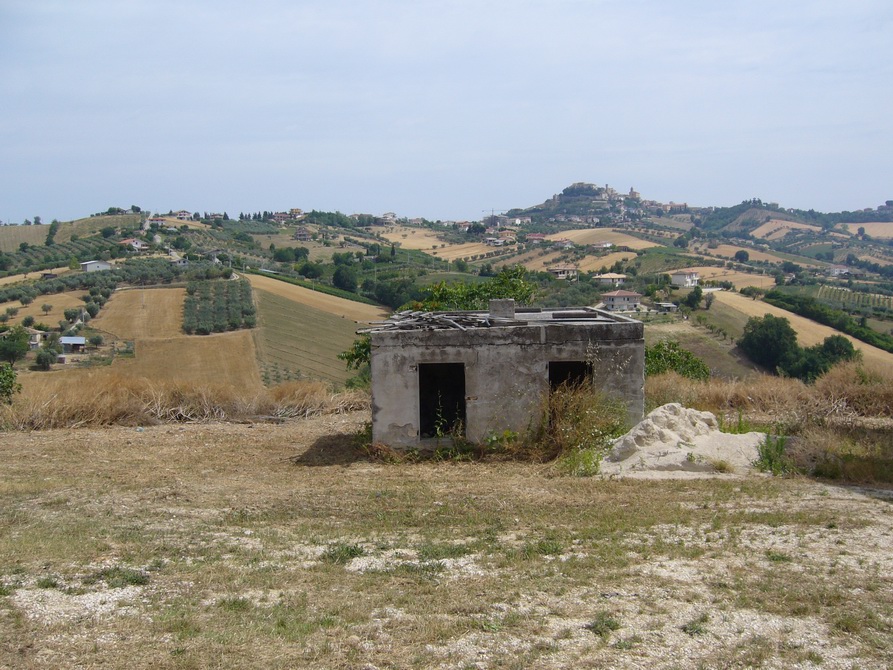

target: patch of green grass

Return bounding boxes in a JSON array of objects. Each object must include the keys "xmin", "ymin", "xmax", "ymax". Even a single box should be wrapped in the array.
[
  {"xmin": 36, "ymin": 575, "xmax": 60, "ymax": 589},
  {"xmin": 86, "ymin": 566, "xmax": 149, "ymax": 588},
  {"xmin": 681, "ymin": 612, "xmax": 709, "ymax": 636},
  {"xmin": 765, "ymin": 550, "xmax": 793, "ymax": 563},
  {"xmin": 320, "ymin": 542, "xmax": 364, "ymax": 565},
  {"xmin": 218, "ymin": 596, "xmax": 253, "ymax": 612},
  {"xmin": 522, "ymin": 538, "xmax": 563, "ymax": 559},
  {"xmin": 417, "ymin": 542, "xmax": 473, "ymax": 561},
  {"xmin": 612, "ymin": 634, "xmax": 642, "ymax": 649},
  {"xmin": 585, "ymin": 611, "xmax": 621, "ymax": 639}
]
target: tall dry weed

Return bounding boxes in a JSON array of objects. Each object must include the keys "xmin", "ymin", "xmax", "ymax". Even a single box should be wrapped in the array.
[{"xmin": 0, "ymin": 374, "xmax": 369, "ymax": 430}]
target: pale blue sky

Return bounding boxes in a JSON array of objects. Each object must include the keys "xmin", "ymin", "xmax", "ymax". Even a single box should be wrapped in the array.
[{"xmin": 2, "ymin": 0, "xmax": 891, "ymax": 223}]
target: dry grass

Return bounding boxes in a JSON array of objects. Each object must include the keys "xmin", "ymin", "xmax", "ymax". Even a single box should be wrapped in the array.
[
  {"xmin": 0, "ymin": 374, "xmax": 368, "ymax": 429},
  {"xmin": 1, "ymin": 414, "xmax": 892, "ymax": 669},
  {"xmin": 646, "ymin": 363, "xmax": 893, "ymax": 483},
  {"xmin": 645, "ymin": 363, "xmax": 893, "ymax": 422}
]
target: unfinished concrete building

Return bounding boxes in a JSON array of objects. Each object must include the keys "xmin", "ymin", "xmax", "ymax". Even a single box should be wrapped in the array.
[{"xmin": 367, "ymin": 300, "xmax": 644, "ymax": 448}]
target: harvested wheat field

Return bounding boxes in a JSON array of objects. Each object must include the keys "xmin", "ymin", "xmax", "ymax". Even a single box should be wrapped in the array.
[
  {"xmin": 577, "ymin": 251, "xmax": 638, "ymax": 272},
  {"xmin": 708, "ymin": 244, "xmax": 814, "ymax": 265},
  {"xmin": 120, "ymin": 332, "xmax": 264, "ymax": 388},
  {"xmin": 751, "ymin": 219, "xmax": 822, "ymax": 241},
  {"xmin": 546, "ymin": 229, "xmax": 658, "ymax": 250},
  {"xmin": 713, "ymin": 291, "xmax": 893, "ymax": 370},
  {"xmin": 380, "ymin": 226, "xmax": 446, "ymax": 250},
  {"xmin": 1, "ymin": 413, "xmax": 892, "ymax": 669},
  {"xmin": 433, "ymin": 242, "xmax": 506, "ymax": 262},
  {"xmin": 513, "ymin": 249, "xmax": 566, "ymax": 270},
  {"xmin": 842, "ymin": 222, "xmax": 893, "ymax": 239},
  {"xmin": 246, "ymin": 273, "xmax": 388, "ymax": 322},
  {"xmin": 93, "ymin": 288, "xmax": 186, "ymax": 339}
]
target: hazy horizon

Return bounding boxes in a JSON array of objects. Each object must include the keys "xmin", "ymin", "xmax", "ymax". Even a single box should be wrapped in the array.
[{"xmin": 2, "ymin": 0, "xmax": 891, "ymax": 224}]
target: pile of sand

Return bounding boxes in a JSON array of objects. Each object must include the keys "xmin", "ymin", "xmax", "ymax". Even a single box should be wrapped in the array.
[{"xmin": 600, "ymin": 403, "xmax": 766, "ymax": 479}]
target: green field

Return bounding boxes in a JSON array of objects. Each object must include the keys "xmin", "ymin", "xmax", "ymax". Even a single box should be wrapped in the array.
[{"xmin": 253, "ymin": 288, "xmax": 361, "ymax": 386}]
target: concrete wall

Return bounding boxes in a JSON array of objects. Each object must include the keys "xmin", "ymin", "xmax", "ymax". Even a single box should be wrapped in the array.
[{"xmin": 370, "ymin": 314, "xmax": 644, "ymax": 448}]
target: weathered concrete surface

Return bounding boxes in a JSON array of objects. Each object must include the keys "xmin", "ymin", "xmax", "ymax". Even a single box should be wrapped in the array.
[{"xmin": 370, "ymin": 305, "xmax": 644, "ymax": 448}]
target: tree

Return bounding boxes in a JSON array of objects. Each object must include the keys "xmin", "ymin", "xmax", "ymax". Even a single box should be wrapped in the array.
[
  {"xmin": 34, "ymin": 349, "xmax": 56, "ymax": 371},
  {"xmin": 64, "ymin": 308, "xmax": 80, "ymax": 323},
  {"xmin": 737, "ymin": 314, "xmax": 799, "ymax": 371},
  {"xmin": 332, "ymin": 266, "xmax": 358, "ymax": 292},
  {"xmin": 0, "ymin": 363, "xmax": 21, "ymax": 403},
  {"xmin": 299, "ymin": 261, "xmax": 324, "ymax": 279},
  {"xmin": 683, "ymin": 285, "xmax": 703, "ymax": 310},
  {"xmin": 0, "ymin": 326, "xmax": 30, "ymax": 365},
  {"xmin": 733, "ymin": 250, "xmax": 749, "ymax": 263},
  {"xmin": 704, "ymin": 293, "xmax": 715, "ymax": 310},
  {"xmin": 41, "ymin": 303, "xmax": 53, "ymax": 315}
]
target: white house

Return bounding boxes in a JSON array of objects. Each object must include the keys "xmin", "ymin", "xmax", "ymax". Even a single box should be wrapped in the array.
[
  {"xmin": 547, "ymin": 264, "xmax": 578, "ymax": 280},
  {"xmin": 670, "ymin": 270, "xmax": 700, "ymax": 288},
  {"xmin": 119, "ymin": 238, "xmax": 150, "ymax": 252},
  {"xmin": 601, "ymin": 290, "xmax": 642, "ymax": 311},
  {"xmin": 595, "ymin": 272, "xmax": 626, "ymax": 287},
  {"xmin": 80, "ymin": 260, "xmax": 112, "ymax": 272}
]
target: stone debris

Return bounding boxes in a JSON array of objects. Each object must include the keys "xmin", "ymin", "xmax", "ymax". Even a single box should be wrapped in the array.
[{"xmin": 601, "ymin": 403, "xmax": 766, "ymax": 478}]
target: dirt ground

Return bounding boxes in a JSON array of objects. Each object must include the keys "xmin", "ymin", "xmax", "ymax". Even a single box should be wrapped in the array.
[{"xmin": 1, "ymin": 413, "xmax": 892, "ymax": 669}]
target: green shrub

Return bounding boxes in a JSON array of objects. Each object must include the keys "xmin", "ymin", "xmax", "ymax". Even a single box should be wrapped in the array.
[
  {"xmin": 754, "ymin": 433, "xmax": 794, "ymax": 475},
  {"xmin": 645, "ymin": 340, "xmax": 710, "ymax": 380}
]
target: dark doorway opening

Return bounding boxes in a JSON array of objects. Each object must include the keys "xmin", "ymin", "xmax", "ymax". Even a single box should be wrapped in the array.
[
  {"xmin": 549, "ymin": 361, "xmax": 592, "ymax": 390},
  {"xmin": 419, "ymin": 363, "xmax": 466, "ymax": 438}
]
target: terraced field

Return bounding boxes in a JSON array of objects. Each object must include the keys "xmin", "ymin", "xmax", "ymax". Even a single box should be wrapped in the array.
[{"xmin": 751, "ymin": 219, "xmax": 822, "ymax": 241}]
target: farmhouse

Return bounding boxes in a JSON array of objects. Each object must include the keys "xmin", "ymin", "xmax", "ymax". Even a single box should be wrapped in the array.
[
  {"xmin": 601, "ymin": 290, "xmax": 643, "ymax": 312},
  {"xmin": 594, "ymin": 272, "xmax": 626, "ymax": 287},
  {"xmin": 547, "ymin": 264, "xmax": 579, "ymax": 280},
  {"xmin": 670, "ymin": 270, "xmax": 700, "ymax": 287},
  {"xmin": 59, "ymin": 336, "xmax": 86, "ymax": 353},
  {"xmin": 80, "ymin": 260, "xmax": 112, "ymax": 272},
  {"xmin": 367, "ymin": 300, "xmax": 644, "ymax": 448}
]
